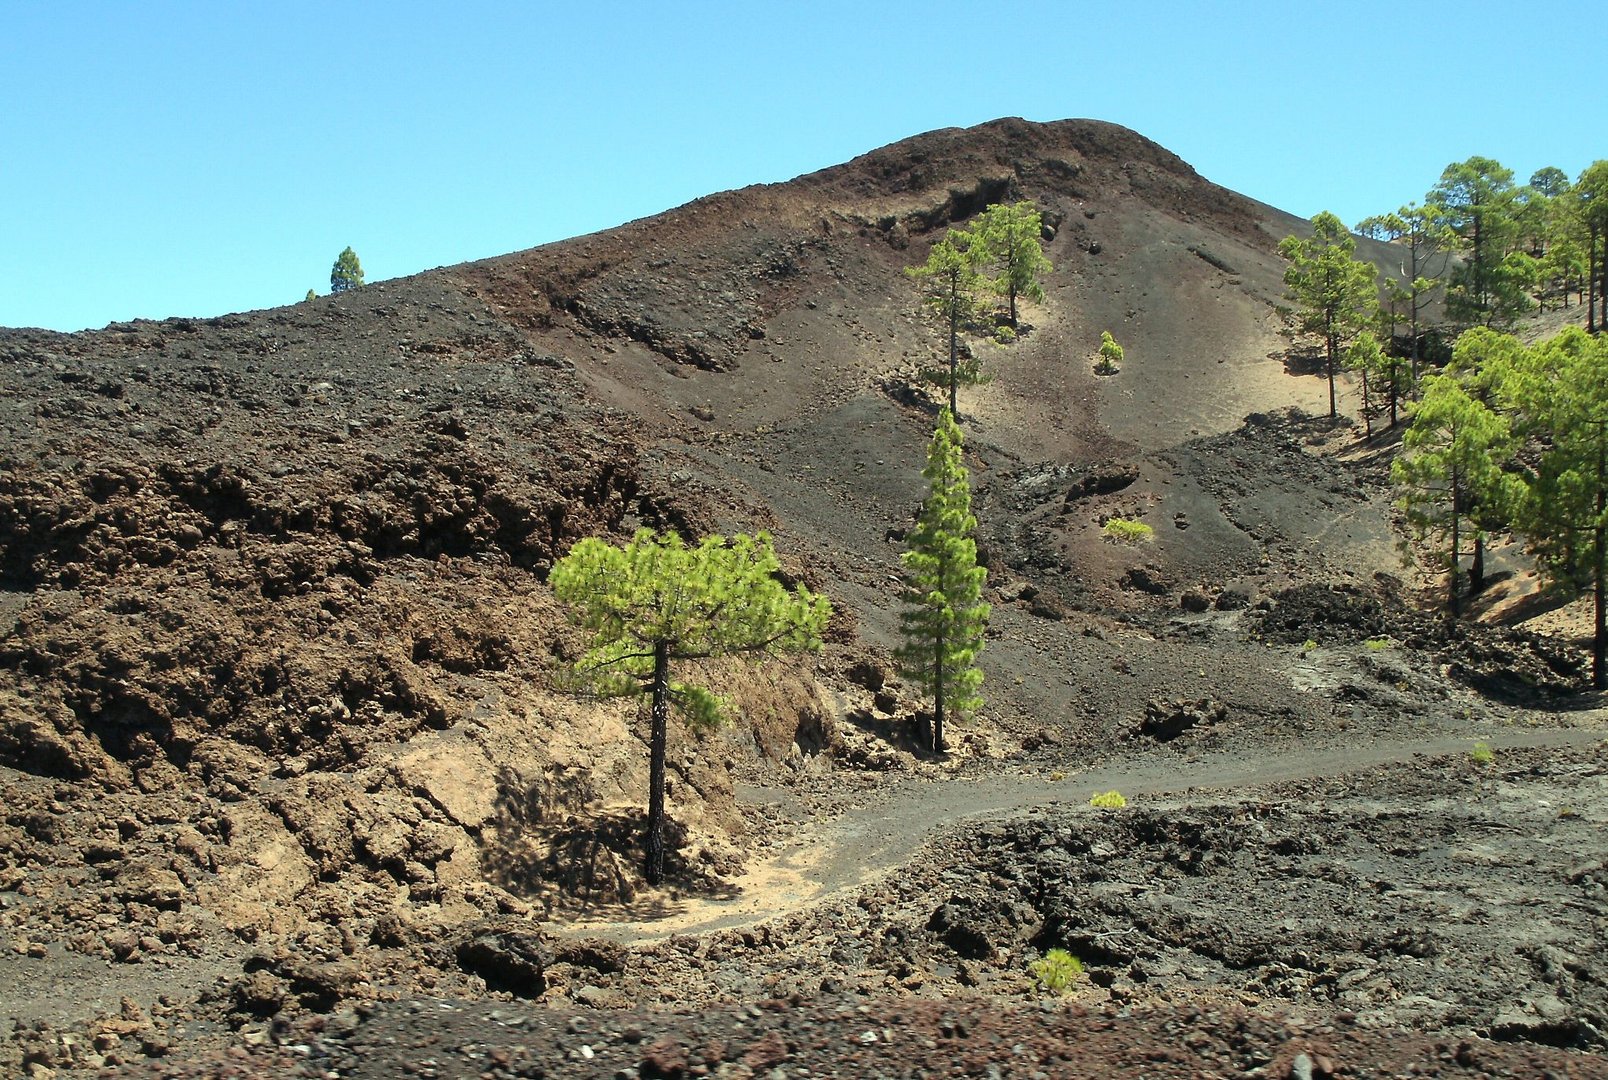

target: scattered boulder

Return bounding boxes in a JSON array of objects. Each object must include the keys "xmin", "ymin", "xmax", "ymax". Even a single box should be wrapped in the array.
[
  {"xmin": 927, "ymin": 902, "xmax": 996, "ymax": 961},
  {"xmin": 110, "ymin": 860, "xmax": 184, "ymax": 911},
  {"xmin": 997, "ymin": 579, "xmax": 1038, "ymax": 603},
  {"xmin": 555, "ymin": 937, "xmax": 628, "ymax": 975},
  {"xmin": 844, "ymin": 657, "xmax": 890, "ymax": 693},
  {"xmin": 232, "ymin": 969, "xmax": 289, "ymax": 1018},
  {"xmin": 1122, "ymin": 565, "xmax": 1172, "ymax": 595},
  {"xmin": 926, "ymin": 890, "xmax": 1038, "ymax": 961},
  {"xmin": 369, "ymin": 913, "xmax": 412, "ymax": 949},
  {"xmin": 279, "ymin": 958, "xmax": 368, "ymax": 1012},
  {"xmin": 1028, "ymin": 593, "xmax": 1069, "ymax": 621},
  {"xmin": 1215, "ymin": 582, "xmax": 1256, "ymax": 610},
  {"xmin": 1062, "ymin": 463, "xmax": 1139, "ymax": 506},
  {"xmin": 456, "ymin": 928, "xmax": 552, "ymax": 999},
  {"xmin": 1138, "ymin": 698, "xmax": 1227, "ymax": 741}
]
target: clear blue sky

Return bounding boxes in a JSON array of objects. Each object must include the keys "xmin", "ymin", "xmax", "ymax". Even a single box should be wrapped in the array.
[{"xmin": 3, "ymin": 1, "xmax": 1599, "ymax": 332}]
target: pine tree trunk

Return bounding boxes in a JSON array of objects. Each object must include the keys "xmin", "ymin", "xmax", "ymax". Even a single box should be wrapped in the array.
[
  {"xmin": 1594, "ymin": 534, "xmax": 1605, "ymax": 689},
  {"xmin": 1594, "ymin": 435, "xmax": 1606, "ymax": 689},
  {"xmin": 1361, "ymin": 368, "xmax": 1373, "ymax": 437},
  {"xmin": 1600, "ymin": 243, "xmax": 1608, "ymax": 335},
  {"xmin": 1589, "ymin": 228, "xmax": 1599, "ymax": 334},
  {"xmin": 1410, "ymin": 289, "xmax": 1422, "ymax": 381},
  {"xmin": 948, "ymin": 270, "xmax": 959, "ymax": 417},
  {"xmin": 1325, "ymin": 332, "xmax": 1338, "ymax": 419},
  {"xmin": 646, "ymin": 640, "xmax": 670, "ymax": 885},
  {"xmin": 931, "ymin": 622, "xmax": 945, "ymax": 754},
  {"xmin": 1471, "ymin": 532, "xmax": 1485, "ymax": 593},
  {"xmin": 1449, "ymin": 465, "xmax": 1462, "ymax": 617},
  {"xmin": 1472, "ymin": 213, "xmax": 1487, "ymax": 323}
]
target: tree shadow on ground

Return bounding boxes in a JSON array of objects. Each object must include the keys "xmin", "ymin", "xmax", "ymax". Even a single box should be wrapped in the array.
[
  {"xmin": 478, "ymin": 763, "xmax": 740, "ymax": 920},
  {"xmin": 1282, "ymin": 343, "xmax": 1325, "ymax": 378},
  {"xmin": 843, "ymin": 707, "xmax": 947, "ymax": 759},
  {"xmin": 1475, "ymin": 582, "xmax": 1578, "ymax": 627}
]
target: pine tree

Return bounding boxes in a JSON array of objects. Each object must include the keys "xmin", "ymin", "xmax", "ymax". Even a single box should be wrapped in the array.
[
  {"xmin": 1096, "ymin": 330, "xmax": 1123, "ymax": 375},
  {"xmin": 1497, "ymin": 329, "xmax": 1608, "ymax": 687},
  {"xmin": 1356, "ymin": 203, "xmax": 1454, "ymax": 380},
  {"xmin": 897, "ymin": 408, "xmax": 989, "ymax": 753},
  {"xmin": 1430, "ymin": 157, "xmax": 1529, "ymax": 327},
  {"xmin": 1345, "ymin": 330, "xmax": 1395, "ymax": 436},
  {"xmin": 906, "ymin": 228, "xmax": 987, "ymax": 415},
  {"xmin": 550, "ymin": 529, "xmax": 831, "ymax": 883},
  {"xmin": 973, "ymin": 201, "xmax": 1052, "ymax": 330},
  {"xmin": 1573, "ymin": 161, "xmax": 1608, "ymax": 332},
  {"xmin": 1393, "ymin": 374, "xmax": 1524, "ymax": 616},
  {"xmin": 330, "ymin": 246, "xmax": 364, "ymax": 294},
  {"xmin": 1279, "ymin": 212, "xmax": 1379, "ymax": 419}
]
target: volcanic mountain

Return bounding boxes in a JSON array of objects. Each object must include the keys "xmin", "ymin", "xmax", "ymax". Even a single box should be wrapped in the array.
[{"xmin": 0, "ymin": 118, "xmax": 1602, "ymax": 1076}]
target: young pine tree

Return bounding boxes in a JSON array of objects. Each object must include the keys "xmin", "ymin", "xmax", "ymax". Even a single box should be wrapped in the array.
[
  {"xmin": 897, "ymin": 408, "xmax": 989, "ymax": 754},
  {"xmin": 1096, "ymin": 330, "xmax": 1124, "ymax": 375},
  {"xmin": 550, "ymin": 529, "xmax": 831, "ymax": 884},
  {"xmin": 906, "ymin": 228, "xmax": 987, "ymax": 415},
  {"xmin": 1345, "ymin": 330, "xmax": 1394, "ymax": 436},
  {"xmin": 1355, "ymin": 204, "xmax": 1454, "ymax": 380}
]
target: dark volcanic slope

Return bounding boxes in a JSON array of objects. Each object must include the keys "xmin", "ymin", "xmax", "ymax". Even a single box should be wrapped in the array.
[
  {"xmin": 3, "ymin": 118, "xmax": 1595, "ymax": 1076},
  {"xmin": 461, "ymin": 117, "xmax": 1333, "ymax": 454}
]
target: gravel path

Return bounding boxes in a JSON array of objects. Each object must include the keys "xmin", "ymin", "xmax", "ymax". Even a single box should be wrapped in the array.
[{"xmin": 555, "ymin": 723, "xmax": 1606, "ymax": 943}]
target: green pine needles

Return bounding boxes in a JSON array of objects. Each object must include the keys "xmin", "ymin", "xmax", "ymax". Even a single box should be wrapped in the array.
[
  {"xmin": 906, "ymin": 229, "xmax": 987, "ymax": 416},
  {"xmin": 1095, "ymin": 330, "xmax": 1123, "ymax": 375},
  {"xmin": 1278, "ymin": 212, "xmax": 1378, "ymax": 419},
  {"xmin": 897, "ymin": 408, "xmax": 989, "ymax": 754},
  {"xmin": 904, "ymin": 199, "xmax": 1052, "ymax": 415},
  {"xmin": 1030, "ymin": 948, "xmax": 1085, "ymax": 994},
  {"xmin": 330, "ymin": 246, "xmax": 364, "ymax": 293},
  {"xmin": 974, "ymin": 201, "xmax": 1052, "ymax": 330},
  {"xmin": 550, "ymin": 528, "xmax": 831, "ymax": 884}
]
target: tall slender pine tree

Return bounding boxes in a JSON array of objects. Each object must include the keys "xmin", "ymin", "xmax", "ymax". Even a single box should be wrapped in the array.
[
  {"xmin": 906, "ymin": 229, "xmax": 986, "ymax": 415},
  {"xmin": 897, "ymin": 408, "xmax": 989, "ymax": 753},
  {"xmin": 1279, "ymin": 212, "xmax": 1379, "ymax": 419}
]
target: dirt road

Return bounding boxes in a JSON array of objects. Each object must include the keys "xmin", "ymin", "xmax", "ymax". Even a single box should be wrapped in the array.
[{"xmin": 556, "ymin": 722, "xmax": 1606, "ymax": 942}]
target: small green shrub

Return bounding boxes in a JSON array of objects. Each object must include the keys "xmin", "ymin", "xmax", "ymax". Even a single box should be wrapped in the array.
[
  {"xmin": 1301, "ymin": 639, "xmax": 1318, "ymax": 653},
  {"xmin": 994, "ymin": 324, "xmax": 1017, "ymax": 345},
  {"xmin": 1101, "ymin": 518, "xmax": 1153, "ymax": 544},
  {"xmin": 1363, "ymin": 637, "xmax": 1391, "ymax": 651},
  {"xmin": 1089, "ymin": 790, "xmax": 1127, "ymax": 808},
  {"xmin": 1095, "ymin": 330, "xmax": 1123, "ymax": 375},
  {"xmin": 1471, "ymin": 740, "xmax": 1495, "ymax": 765},
  {"xmin": 1030, "ymin": 948, "xmax": 1084, "ymax": 993}
]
